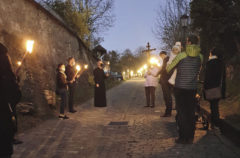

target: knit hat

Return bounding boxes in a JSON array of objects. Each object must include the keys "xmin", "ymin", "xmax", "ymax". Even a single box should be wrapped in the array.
[
  {"xmin": 175, "ymin": 41, "xmax": 181, "ymax": 47},
  {"xmin": 172, "ymin": 45, "xmax": 180, "ymax": 52}
]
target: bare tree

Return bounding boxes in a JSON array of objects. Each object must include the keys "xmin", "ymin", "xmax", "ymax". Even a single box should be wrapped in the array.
[
  {"xmin": 153, "ymin": 0, "xmax": 190, "ymax": 50},
  {"xmin": 39, "ymin": 0, "xmax": 115, "ymax": 48}
]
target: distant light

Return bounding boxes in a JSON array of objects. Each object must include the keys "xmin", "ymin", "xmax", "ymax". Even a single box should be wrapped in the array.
[
  {"xmin": 143, "ymin": 64, "xmax": 148, "ymax": 70},
  {"xmin": 130, "ymin": 71, "xmax": 134, "ymax": 76}
]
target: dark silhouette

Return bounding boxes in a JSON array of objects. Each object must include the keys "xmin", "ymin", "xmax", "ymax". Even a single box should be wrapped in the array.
[
  {"xmin": 0, "ymin": 43, "xmax": 21, "ymax": 157},
  {"xmin": 167, "ymin": 35, "xmax": 203, "ymax": 144},
  {"xmin": 65, "ymin": 57, "xmax": 78, "ymax": 113},
  {"xmin": 158, "ymin": 51, "xmax": 172, "ymax": 117},
  {"xmin": 204, "ymin": 48, "xmax": 226, "ymax": 128},
  {"xmin": 93, "ymin": 60, "xmax": 108, "ymax": 107}
]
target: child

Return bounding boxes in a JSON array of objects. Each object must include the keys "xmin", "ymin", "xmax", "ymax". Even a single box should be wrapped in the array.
[
  {"xmin": 168, "ymin": 44, "xmax": 181, "ymax": 86},
  {"xmin": 56, "ymin": 63, "xmax": 73, "ymax": 119},
  {"xmin": 144, "ymin": 65, "xmax": 159, "ymax": 108}
]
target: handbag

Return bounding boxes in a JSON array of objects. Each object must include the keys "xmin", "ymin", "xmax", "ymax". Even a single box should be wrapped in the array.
[{"xmin": 205, "ymin": 87, "xmax": 221, "ymax": 100}]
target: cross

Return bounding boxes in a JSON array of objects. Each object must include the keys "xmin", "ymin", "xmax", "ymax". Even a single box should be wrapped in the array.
[{"xmin": 142, "ymin": 42, "xmax": 156, "ymax": 60}]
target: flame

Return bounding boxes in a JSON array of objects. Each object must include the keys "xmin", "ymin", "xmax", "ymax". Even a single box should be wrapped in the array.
[
  {"xmin": 26, "ymin": 40, "xmax": 34, "ymax": 54},
  {"xmin": 76, "ymin": 65, "xmax": 81, "ymax": 71},
  {"xmin": 17, "ymin": 61, "xmax": 22, "ymax": 66}
]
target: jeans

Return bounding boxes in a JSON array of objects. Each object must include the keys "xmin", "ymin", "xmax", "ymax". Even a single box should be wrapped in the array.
[
  {"xmin": 57, "ymin": 89, "xmax": 68, "ymax": 115},
  {"xmin": 174, "ymin": 88, "xmax": 197, "ymax": 140},
  {"xmin": 145, "ymin": 87, "xmax": 156, "ymax": 106}
]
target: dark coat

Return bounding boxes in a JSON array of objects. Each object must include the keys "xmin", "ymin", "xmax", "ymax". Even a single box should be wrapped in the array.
[
  {"xmin": 56, "ymin": 71, "xmax": 68, "ymax": 90},
  {"xmin": 65, "ymin": 65, "xmax": 76, "ymax": 82},
  {"xmin": 204, "ymin": 58, "xmax": 226, "ymax": 99},
  {"xmin": 93, "ymin": 67, "xmax": 107, "ymax": 107},
  {"xmin": 0, "ymin": 43, "xmax": 15, "ymax": 156},
  {"xmin": 159, "ymin": 56, "xmax": 170, "ymax": 84}
]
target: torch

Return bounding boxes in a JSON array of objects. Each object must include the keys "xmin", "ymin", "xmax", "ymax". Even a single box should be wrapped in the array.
[
  {"xmin": 73, "ymin": 64, "xmax": 81, "ymax": 80},
  {"xmin": 16, "ymin": 40, "xmax": 34, "ymax": 75}
]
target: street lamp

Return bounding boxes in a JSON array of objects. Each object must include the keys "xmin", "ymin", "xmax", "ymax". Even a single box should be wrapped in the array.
[{"xmin": 180, "ymin": 14, "xmax": 189, "ymax": 49}]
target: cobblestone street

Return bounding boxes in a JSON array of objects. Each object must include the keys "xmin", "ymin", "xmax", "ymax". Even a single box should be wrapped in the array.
[{"xmin": 13, "ymin": 79, "xmax": 240, "ymax": 158}]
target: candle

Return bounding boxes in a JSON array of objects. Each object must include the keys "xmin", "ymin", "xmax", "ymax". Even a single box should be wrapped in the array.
[{"xmin": 84, "ymin": 64, "xmax": 88, "ymax": 69}]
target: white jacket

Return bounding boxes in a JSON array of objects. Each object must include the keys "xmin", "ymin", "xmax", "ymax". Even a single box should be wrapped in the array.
[
  {"xmin": 167, "ymin": 52, "xmax": 177, "ymax": 85},
  {"xmin": 144, "ymin": 67, "xmax": 159, "ymax": 87}
]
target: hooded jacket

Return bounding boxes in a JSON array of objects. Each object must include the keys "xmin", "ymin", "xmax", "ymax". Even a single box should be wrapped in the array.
[{"xmin": 167, "ymin": 45, "xmax": 203, "ymax": 90}]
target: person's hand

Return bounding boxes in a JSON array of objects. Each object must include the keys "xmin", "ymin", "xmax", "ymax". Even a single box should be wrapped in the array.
[
  {"xmin": 96, "ymin": 84, "xmax": 100, "ymax": 87},
  {"xmin": 106, "ymin": 73, "xmax": 110, "ymax": 77}
]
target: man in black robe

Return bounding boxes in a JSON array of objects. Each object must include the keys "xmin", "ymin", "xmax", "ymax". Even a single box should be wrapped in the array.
[
  {"xmin": 0, "ymin": 43, "xmax": 21, "ymax": 157},
  {"xmin": 93, "ymin": 60, "xmax": 109, "ymax": 107}
]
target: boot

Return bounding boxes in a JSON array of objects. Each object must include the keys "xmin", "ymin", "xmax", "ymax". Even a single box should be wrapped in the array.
[{"xmin": 161, "ymin": 109, "xmax": 172, "ymax": 117}]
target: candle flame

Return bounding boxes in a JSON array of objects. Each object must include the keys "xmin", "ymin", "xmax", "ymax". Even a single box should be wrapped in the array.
[
  {"xmin": 17, "ymin": 61, "xmax": 22, "ymax": 66},
  {"xmin": 26, "ymin": 40, "xmax": 34, "ymax": 54},
  {"xmin": 84, "ymin": 64, "xmax": 88, "ymax": 69},
  {"xmin": 76, "ymin": 65, "xmax": 81, "ymax": 71}
]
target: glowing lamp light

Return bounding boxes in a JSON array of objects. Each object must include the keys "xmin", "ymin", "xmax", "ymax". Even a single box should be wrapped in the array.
[
  {"xmin": 17, "ymin": 61, "xmax": 22, "ymax": 66},
  {"xmin": 130, "ymin": 71, "xmax": 134, "ymax": 76},
  {"xmin": 143, "ymin": 64, "xmax": 148, "ymax": 70},
  {"xmin": 150, "ymin": 57, "xmax": 159, "ymax": 65},
  {"xmin": 84, "ymin": 64, "xmax": 88, "ymax": 69},
  {"xmin": 26, "ymin": 40, "xmax": 34, "ymax": 54},
  {"xmin": 123, "ymin": 71, "xmax": 126, "ymax": 75},
  {"xmin": 76, "ymin": 65, "xmax": 81, "ymax": 71}
]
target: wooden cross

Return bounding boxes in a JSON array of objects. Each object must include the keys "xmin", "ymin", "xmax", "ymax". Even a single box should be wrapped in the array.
[{"xmin": 142, "ymin": 42, "xmax": 156, "ymax": 60}]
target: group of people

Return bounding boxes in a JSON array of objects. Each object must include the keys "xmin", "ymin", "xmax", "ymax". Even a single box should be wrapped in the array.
[
  {"xmin": 144, "ymin": 35, "xmax": 226, "ymax": 144},
  {"xmin": 56, "ymin": 59, "xmax": 109, "ymax": 119},
  {"xmin": 56, "ymin": 57, "xmax": 80, "ymax": 119},
  {"xmin": 0, "ymin": 40, "xmax": 109, "ymax": 157}
]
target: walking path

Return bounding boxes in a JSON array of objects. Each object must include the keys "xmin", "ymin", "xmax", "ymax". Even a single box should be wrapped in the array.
[{"xmin": 13, "ymin": 79, "xmax": 240, "ymax": 158}]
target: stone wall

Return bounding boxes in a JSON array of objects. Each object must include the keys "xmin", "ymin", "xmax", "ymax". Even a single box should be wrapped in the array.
[{"xmin": 0, "ymin": 0, "xmax": 95, "ymax": 114}]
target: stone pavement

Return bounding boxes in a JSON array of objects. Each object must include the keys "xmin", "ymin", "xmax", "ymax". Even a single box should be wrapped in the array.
[{"xmin": 13, "ymin": 79, "xmax": 240, "ymax": 158}]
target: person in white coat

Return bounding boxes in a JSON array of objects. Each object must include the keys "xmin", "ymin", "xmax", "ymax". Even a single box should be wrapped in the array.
[{"xmin": 144, "ymin": 65, "xmax": 159, "ymax": 108}]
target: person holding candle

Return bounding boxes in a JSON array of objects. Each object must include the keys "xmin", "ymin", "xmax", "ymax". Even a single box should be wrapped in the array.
[
  {"xmin": 56, "ymin": 63, "xmax": 73, "ymax": 119},
  {"xmin": 93, "ymin": 60, "xmax": 109, "ymax": 107},
  {"xmin": 65, "ymin": 57, "xmax": 80, "ymax": 113}
]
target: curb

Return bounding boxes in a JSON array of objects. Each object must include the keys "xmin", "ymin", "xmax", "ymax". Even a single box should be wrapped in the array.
[{"xmin": 200, "ymin": 107, "xmax": 240, "ymax": 147}]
